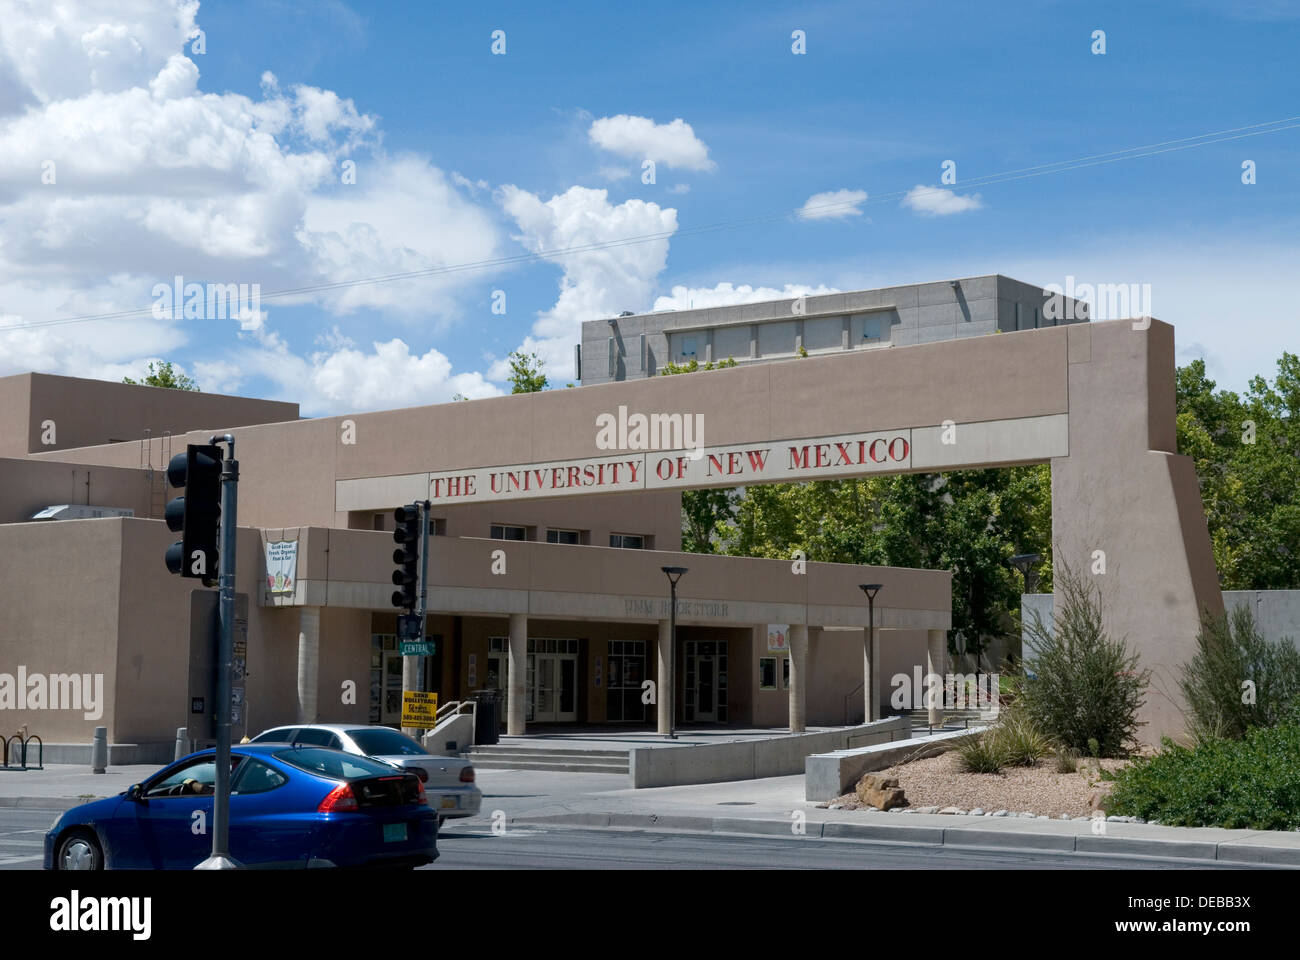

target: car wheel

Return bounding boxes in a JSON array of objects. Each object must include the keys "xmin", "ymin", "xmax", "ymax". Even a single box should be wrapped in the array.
[{"xmin": 56, "ymin": 829, "xmax": 104, "ymax": 871}]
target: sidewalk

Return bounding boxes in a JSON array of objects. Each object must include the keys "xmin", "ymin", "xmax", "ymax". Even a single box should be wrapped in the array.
[{"xmin": 8, "ymin": 764, "xmax": 1300, "ymax": 866}]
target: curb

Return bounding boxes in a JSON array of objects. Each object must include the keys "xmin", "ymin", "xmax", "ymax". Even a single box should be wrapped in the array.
[
  {"xmin": 0, "ymin": 796, "xmax": 102, "ymax": 810},
  {"xmin": 509, "ymin": 812, "xmax": 1300, "ymax": 865}
]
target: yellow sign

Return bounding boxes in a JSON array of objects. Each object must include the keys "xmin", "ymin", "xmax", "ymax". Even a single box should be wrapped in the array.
[{"xmin": 401, "ymin": 690, "xmax": 439, "ymax": 729}]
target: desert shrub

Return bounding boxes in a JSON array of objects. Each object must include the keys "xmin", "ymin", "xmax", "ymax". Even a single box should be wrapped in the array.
[
  {"xmin": 1019, "ymin": 568, "xmax": 1148, "ymax": 757},
  {"xmin": 1054, "ymin": 746, "xmax": 1079, "ymax": 774},
  {"xmin": 1108, "ymin": 723, "xmax": 1300, "ymax": 829},
  {"xmin": 989, "ymin": 706, "xmax": 1053, "ymax": 767},
  {"xmin": 953, "ymin": 732, "xmax": 1005, "ymax": 773},
  {"xmin": 1180, "ymin": 605, "xmax": 1300, "ymax": 741}
]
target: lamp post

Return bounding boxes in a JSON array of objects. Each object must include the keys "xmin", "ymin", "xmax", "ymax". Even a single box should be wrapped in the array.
[
  {"xmin": 1009, "ymin": 552, "xmax": 1043, "ymax": 595},
  {"xmin": 1009, "ymin": 552, "xmax": 1043, "ymax": 672},
  {"xmin": 859, "ymin": 583, "xmax": 882, "ymax": 722},
  {"xmin": 662, "ymin": 566, "xmax": 688, "ymax": 739}
]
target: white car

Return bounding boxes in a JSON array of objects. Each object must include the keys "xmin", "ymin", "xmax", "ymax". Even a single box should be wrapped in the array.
[{"xmin": 250, "ymin": 724, "xmax": 481, "ymax": 822}]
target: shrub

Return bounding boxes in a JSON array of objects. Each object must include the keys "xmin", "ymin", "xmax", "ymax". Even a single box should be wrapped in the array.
[
  {"xmin": 1054, "ymin": 747, "xmax": 1079, "ymax": 774},
  {"xmin": 953, "ymin": 732, "xmax": 1005, "ymax": 773},
  {"xmin": 1108, "ymin": 724, "xmax": 1300, "ymax": 830},
  {"xmin": 1180, "ymin": 605, "xmax": 1300, "ymax": 741},
  {"xmin": 990, "ymin": 706, "xmax": 1053, "ymax": 767},
  {"xmin": 1019, "ymin": 567, "xmax": 1148, "ymax": 757}
]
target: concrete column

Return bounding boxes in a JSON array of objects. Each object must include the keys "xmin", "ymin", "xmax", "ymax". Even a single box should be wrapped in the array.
[
  {"xmin": 296, "ymin": 606, "xmax": 320, "ymax": 723},
  {"xmin": 656, "ymin": 618, "xmax": 673, "ymax": 735},
  {"xmin": 788, "ymin": 624, "xmax": 808, "ymax": 732},
  {"xmin": 926, "ymin": 629, "xmax": 947, "ymax": 727},
  {"xmin": 507, "ymin": 613, "xmax": 527, "ymax": 736}
]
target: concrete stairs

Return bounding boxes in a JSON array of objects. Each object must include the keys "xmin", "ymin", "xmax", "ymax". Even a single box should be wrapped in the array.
[
  {"xmin": 464, "ymin": 743, "xmax": 630, "ymax": 774},
  {"xmin": 906, "ymin": 708, "xmax": 989, "ymax": 730}
]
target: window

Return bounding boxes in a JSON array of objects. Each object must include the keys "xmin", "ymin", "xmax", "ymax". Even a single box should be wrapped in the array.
[
  {"xmin": 372, "ymin": 513, "xmax": 385, "ymax": 531},
  {"xmin": 290, "ymin": 728, "xmax": 343, "ymax": 750},
  {"xmin": 490, "ymin": 524, "xmax": 528, "ymax": 541},
  {"xmin": 272, "ymin": 748, "xmax": 396, "ymax": 781},
  {"xmin": 250, "ymin": 727, "xmax": 298, "ymax": 744},
  {"xmin": 609, "ymin": 533, "xmax": 645, "ymax": 549},
  {"xmin": 681, "ymin": 336, "xmax": 697, "ymax": 359},
  {"xmin": 759, "ymin": 657, "xmax": 778, "ymax": 690},
  {"xmin": 781, "ymin": 656, "xmax": 791, "ymax": 690},
  {"xmin": 144, "ymin": 755, "xmax": 241, "ymax": 798},
  {"xmin": 862, "ymin": 316, "xmax": 882, "ymax": 340},
  {"xmin": 347, "ymin": 728, "xmax": 428, "ymax": 757},
  {"xmin": 547, "ymin": 528, "xmax": 581, "ymax": 545},
  {"xmin": 428, "ymin": 518, "xmax": 446, "ymax": 536},
  {"xmin": 231, "ymin": 759, "xmax": 288, "ymax": 795}
]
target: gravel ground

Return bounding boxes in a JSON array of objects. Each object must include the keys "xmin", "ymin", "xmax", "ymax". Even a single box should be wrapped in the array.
[{"xmin": 830, "ymin": 750, "xmax": 1132, "ymax": 819}]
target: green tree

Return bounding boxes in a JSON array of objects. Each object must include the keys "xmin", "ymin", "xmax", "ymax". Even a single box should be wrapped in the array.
[
  {"xmin": 123, "ymin": 360, "xmax": 198, "ymax": 391},
  {"xmin": 1177, "ymin": 353, "xmax": 1300, "ymax": 588},
  {"xmin": 507, "ymin": 351, "xmax": 548, "ymax": 393}
]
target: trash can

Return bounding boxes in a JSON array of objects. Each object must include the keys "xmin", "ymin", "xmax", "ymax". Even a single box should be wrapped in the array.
[{"xmin": 472, "ymin": 690, "xmax": 500, "ymax": 745}]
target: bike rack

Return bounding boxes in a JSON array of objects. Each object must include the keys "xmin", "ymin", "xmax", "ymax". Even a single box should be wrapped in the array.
[{"xmin": 1, "ymin": 734, "xmax": 44, "ymax": 770}]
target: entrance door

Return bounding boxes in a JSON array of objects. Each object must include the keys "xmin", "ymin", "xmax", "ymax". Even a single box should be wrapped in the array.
[
  {"xmin": 527, "ymin": 638, "xmax": 578, "ymax": 722},
  {"xmin": 381, "ymin": 649, "xmax": 404, "ymax": 726},
  {"xmin": 683, "ymin": 639, "xmax": 728, "ymax": 723}
]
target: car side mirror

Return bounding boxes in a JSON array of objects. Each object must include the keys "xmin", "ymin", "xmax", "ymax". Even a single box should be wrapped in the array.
[{"xmin": 126, "ymin": 783, "xmax": 143, "ymax": 801}]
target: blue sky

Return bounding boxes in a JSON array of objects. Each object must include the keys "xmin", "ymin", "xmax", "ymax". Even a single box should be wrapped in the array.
[{"xmin": 0, "ymin": 0, "xmax": 1296, "ymax": 413}]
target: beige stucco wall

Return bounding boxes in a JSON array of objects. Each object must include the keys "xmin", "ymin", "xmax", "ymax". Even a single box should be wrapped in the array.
[{"xmin": 0, "ymin": 457, "xmax": 152, "ymax": 524}]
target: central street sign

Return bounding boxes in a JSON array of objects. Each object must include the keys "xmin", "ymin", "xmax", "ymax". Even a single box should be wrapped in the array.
[{"xmin": 400, "ymin": 640, "xmax": 435, "ymax": 656}]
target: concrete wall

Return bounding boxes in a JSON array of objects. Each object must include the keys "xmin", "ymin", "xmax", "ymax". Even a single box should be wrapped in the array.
[
  {"xmin": 1023, "ymin": 590, "xmax": 1300, "ymax": 652},
  {"xmin": 630, "ymin": 716, "xmax": 909, "ymax": 788},
  {"xmin": 0, "ymin": 457, "xmax": 152, "ymax": 524},
  {"xmin": 0, "ymin": 372, "xmax": 298, "ymax": 457}
]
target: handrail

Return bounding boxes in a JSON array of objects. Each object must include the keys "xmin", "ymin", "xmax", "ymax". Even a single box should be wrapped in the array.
[{"xmin": 843, "ymin": 681, "xmax": 864, "ymax": 726}]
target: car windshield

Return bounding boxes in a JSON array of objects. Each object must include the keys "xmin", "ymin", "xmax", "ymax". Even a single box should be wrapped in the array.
[
  {"xmin": 347, "ymin": 728, "xmax": 428, "ymax": 756},
  {"xmin": 250, "ymin": 728, "xmax": 294, "ymax": 743},
  {"xmin": 272, "ymin": 747, "xmax": 401, "ymax": 781}
]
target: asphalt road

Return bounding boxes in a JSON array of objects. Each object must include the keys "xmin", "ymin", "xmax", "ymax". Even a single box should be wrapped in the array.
[{"xmin": 5, "ymin": 806, "xmax": 1268, "ymax": 870}]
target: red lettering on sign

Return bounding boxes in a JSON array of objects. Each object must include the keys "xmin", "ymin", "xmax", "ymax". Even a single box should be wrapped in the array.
[
  {"xmin": 814, "ymin": 444, "xmax": 831, "ymax": 468},
  {"xmin": 676, "ymin": 456, "xmax": 689, "ymax": 478},
  {"xmin": 656, "ymin": 457, "xmax": 673, "ymax": 481},
  {"xmin": 889, "ymin": 437, "xmax": 909, "ymax": 461},
  {"xmin": 727, "ymin": 451, "xmax": 742, "ymax": 474},
  {"xmin": 707, "ymin": 453, "xmax": 725, "ymax": 477},
  {"xmin": 583, "ymin": 465, "xmax": 596, "ymax": 485},
  {"xmin": 531, "ymin": 469, "xmax": 545, "ymax": 490},
  {"xmin": 835, "ymin": 442, "xmax": 854, "ymax": 466},
  {"xmin": 746, "ymin": 449, "xmax": 769, "ymax": 472},
  {"xmin": 626, "ymin": 460, "xmax": 639, "ymax": 483},
  {"xmin": 568, "ymin": 466, "xmax": 581, "ymax": 488}
]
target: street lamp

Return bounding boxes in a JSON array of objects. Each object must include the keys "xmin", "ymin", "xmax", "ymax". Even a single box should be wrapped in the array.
[
  {"xmin": 1009, "ymin": 553, "xmax": 1043, "ymax": 595},
  {"xmin": 860, "ymin": 583, "xmax": 882, "ymax": 722},
  {"xmin": 662, "ymin": 566, "xmax": 688, "ymax": 739}
]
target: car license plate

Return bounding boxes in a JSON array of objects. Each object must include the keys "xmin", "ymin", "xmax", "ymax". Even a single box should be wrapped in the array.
[
  {"xmin": 440, "ymin": 797, "xmax": 456, "ymax": 809},
  {"xmin": 383, "ymin": 822, "xmax": 408, "ymax": 843}
]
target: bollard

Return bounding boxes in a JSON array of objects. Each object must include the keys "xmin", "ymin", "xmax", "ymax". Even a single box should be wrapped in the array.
[
  {"xmin": 91, "ymin": 726, "xmax": 108, "ymax": 774},
  {"xmin": 175, "ymin": 727, "xmax": 189, "ymax": 761}
]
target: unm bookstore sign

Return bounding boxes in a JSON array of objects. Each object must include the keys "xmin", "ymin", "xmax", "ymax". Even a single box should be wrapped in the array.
[{"xmin": 424, "ymin": 429, "xmax": 912, "ymax": 505}]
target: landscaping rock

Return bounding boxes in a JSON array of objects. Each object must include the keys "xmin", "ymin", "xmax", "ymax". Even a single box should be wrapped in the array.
[
  {"xmin": 992, "ymin": 810, "xmax": 1009, "ymax": 817},
  {"xmin": 969, "ymin": 808, "xmax": 985, "ymax": 816},
  {"xmin": 855, "ymin": 775, "xmax": 906, "ymax": 811},
  {"xmin": 913, "ymin": 805, "xmax": 940, "ymax": 815},
  {"xmin": 938, "ymin": 806, "xmax": 966, "ymax": 815}
]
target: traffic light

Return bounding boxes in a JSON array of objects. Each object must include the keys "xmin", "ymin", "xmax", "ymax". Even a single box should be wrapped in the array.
[
  {"xmin": 391, "ymin": 503, "xmax": 421, "ymax": 611},
  {"xmin": 164, "ymin": 444, "xmax": 223, "ymax": 587}
]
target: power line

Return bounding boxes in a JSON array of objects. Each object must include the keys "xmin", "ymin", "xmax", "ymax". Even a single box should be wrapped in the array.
[{"xmin": 5, "ymin": 114, "xmax": 1298, "ymax": 333}]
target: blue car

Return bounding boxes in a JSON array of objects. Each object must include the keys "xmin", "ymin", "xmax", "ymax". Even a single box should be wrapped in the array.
[{"xmin": 44, "ymin": 744, "xmax": 439, "ymax": 870}]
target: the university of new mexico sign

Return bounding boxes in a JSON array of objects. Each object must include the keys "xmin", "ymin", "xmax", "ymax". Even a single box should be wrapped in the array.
[{"xmin": 336, "ymin": 414, "xmax": 1068, "ymax": 510}]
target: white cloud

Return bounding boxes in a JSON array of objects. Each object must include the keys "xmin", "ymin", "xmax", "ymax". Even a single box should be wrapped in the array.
[
  {"xmin": 798, "ymin": 189, "xmax": 868, "ymax": 220},
  {"xmin": 653, "ymin": 282, "xmax": 840, "ymax": 312},
  {"xmin": 497, "ymin": 184, "xmax": 678, "ymax": 380},
  {"xmin": 588, "ymin": 115, "xmax": 715, "ymax": 171},
  {"xmin": 597, "ymin": 165, "xmax": 632, "ymax": 182},
  {"xmin": 666, "ymin": 183, "xmax": 690, "ymax": 195},
  {"xmin": 0, "ymin": 0, "xmax": 506, "ymax": 409},
  {"xmin": 901, "ymin": 184, "xmax": 984, "ymax": 216}
]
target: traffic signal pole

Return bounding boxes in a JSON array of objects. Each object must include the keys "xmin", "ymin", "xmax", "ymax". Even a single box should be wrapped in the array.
[
  {"xmin": 196, "ymin": 434, "xmax": 240, "ymax": 870},
  {"xmin": 399, "ymin": 501, "xmax": 432, "ymax": 739}
]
